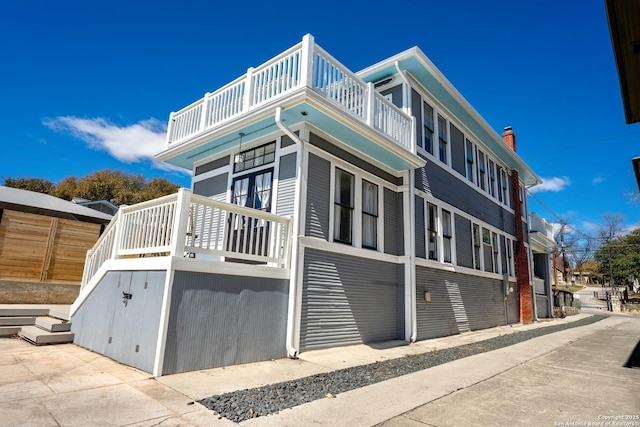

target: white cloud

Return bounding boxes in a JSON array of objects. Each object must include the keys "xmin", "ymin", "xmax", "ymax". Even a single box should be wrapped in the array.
[
  {"xmin": 44, "ymin": 116, "xmax": 187, "ymax": 173},
  {"xmin": 592, "ymin": 175, "xmax": 605, "ymax": 184},
  {"xmin": 529, "ymin": 176, "xmax": 571, "ymax": 194}
]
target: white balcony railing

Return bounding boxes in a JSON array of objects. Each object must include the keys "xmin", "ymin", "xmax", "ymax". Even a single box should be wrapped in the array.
[
  {"xmin": 80, "ymin": 189, "xmax": 292, "ymax": 293},
  {"xmin": 166, "ymin": 34, "xmax": 414, "ymax": 154},
  {"xmin": 529, "ymin": 213, "xmax": 555, "ymax": 240}
]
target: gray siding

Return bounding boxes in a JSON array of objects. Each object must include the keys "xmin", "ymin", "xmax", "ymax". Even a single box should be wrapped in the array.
[
  {"xmin": 162, "ymin": 271, "xmax": 288, "ymax": 375},
  {"xmin": 281, "ymin": 133, "xmax": 296, "ymax": 148},
  {"xmin": 195, "ymin": 156, "xmax": 230, "ymax": 175},
  {"xmin": 412, "ymin": 89, "xmax": 422, "ymax": 148},
  {"xmin": 415, "ymin": 161, "xmax": 516, "ymax": 235},
  {"xmin": 309, "ymin": 133, "xmax": 402, "ymax": 186},
  {"xmin": 384, "ymin": 188, "xmax": 404, "ymax": 256},
  {"xmin": 305, "ymin": 153, "xmax": 331, "ymax": 239},
  {"xmin": 193, "ymin": 173, "xmax": 228, "ymax": 200},
  {"xmin": 507, "ymin": 287, "xmax": 519, "ymax": 323},
  {"xmin": 450, "ymin": 123, "xmax": 466, "ymax": 177},
  {"xmin": 455, "ymin": 214, "xmax": 473, "ymax": 268},
  {"xmin": 71, "ymin": 270, "xmax": 166, "ymax": 374},
  {"xmin": 416, "ymin": 267, "xmax": 512, "ymax": 340},
  {"xmin": 381, "ymin": 85, "xmax": 403, "ymax": 108},
  {"xmin": 300, "ymin": 248, "xmax": 404, "ymax": 351},
  {"xmin": 415, "ymin": 195, "xmax": 426, "ymax": 259},
  {"xmin": 536, "ymin": 295, "xmax": 550, "ymax": 318},
  {"xmin": 276, "ymin": 153, "xmax": 297, "ymax": 217}
]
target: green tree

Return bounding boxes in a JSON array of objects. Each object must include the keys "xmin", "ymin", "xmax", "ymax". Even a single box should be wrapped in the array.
[
  {"xmin": 3, "ymin": 170, "xmax": 179, "ymax": 205},
  {"xmin": 594, "ymin": 228, "xmax": 640, "ymax": 287},
  {"xmin": 3, "ymin": 177, "xmax": 54, "ymax": 194}
]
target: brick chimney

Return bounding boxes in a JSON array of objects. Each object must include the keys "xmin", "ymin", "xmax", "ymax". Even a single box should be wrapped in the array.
[{"xmin": 502, "ymin": 126, "xmax": 516, "ymax": 151}]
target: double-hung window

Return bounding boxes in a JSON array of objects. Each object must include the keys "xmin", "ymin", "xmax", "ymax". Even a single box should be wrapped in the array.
[
  {"xmin": 438, "ymin": 115, "xmax": 448, "ymax": 164},
  {"xmin": 423, "ymin": 102, "xmax": 434, "ymax": 154},
  {"xmin": 500, "ymin": 169, "xmax": 509, "ymax": 205},
  {"xmin": 362, "ymin": 180, "xmax": 378, "ymax": 249},
  {"xmin": 334, "ymin": 169, "xmax": 355, "ymax": 245},
  {"xmin": 465, "ymin": 139, "xmax": 474, "ymax": 183},
  {"xmin": 488, "ymin": 160, "xmax": 496, "ymax": 198},
  {"xmin": 492, "ymin": 232, "xmax": 500, "ymax": 273},
  {"xmin": 472, "ymin": 223, "xmax": 481, "ymax": 270},
  {"xmin": 482, "ymin": 228, "xmax": 492, "ymax": 272},
  {"xmin": 506, "ymin": 238, "xmax": 515, "ymax": 276},
  {"xmin": 442, "ymin": 209, "xmax": 452, "ymax": 263},
  {"xmin": 477, "ymin": 150, "xmax": 486, "ymax": 191},
  {"xmin": 427, "ymin": 203, "xmax": 438, "ymax": 260}
]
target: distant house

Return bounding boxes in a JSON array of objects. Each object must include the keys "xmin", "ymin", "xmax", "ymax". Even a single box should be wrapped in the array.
[
  {"xmin": 70, "ymin": 35, "xmax": 542, "ymax": 376},
  {"xmin": 0, "ymin": 186, "xmax": 112, "ymax": 303},
  {"xmin": 72, "ymin": 197, "xmax": 119, "ymax": 216}
]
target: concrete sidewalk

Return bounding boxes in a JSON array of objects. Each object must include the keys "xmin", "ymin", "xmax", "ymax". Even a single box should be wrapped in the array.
[{"xmin": 0, "ymin": 313, "xmax": 632, "ymax": 426}]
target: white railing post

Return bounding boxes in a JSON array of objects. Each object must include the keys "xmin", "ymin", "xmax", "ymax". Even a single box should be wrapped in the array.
[
  {"xmin": 366, "ymin": 82, "xmax": 375, "ymax": 127},
  {"xmin": 170, "ymin": 188, "xmax": 192, "ymax": 257},
  {"xmin": 300, "ymin": 34, "xmax": 314, "ymax": 89},
  {"xmin": 199, "ymin": 93, "xmax": 210, "ymax": 132},
  {"xmin": 166, "ymin": 112, "xmax": 175, "ymax": 144},
  {"xmin": 410, "ymin": 115, "xmax": 417, "ymax": 154},
  {"xmin": 244, "ymin": 67, "xmax": 254, "ymax": 111},
  {"xmin": 110, "ymin": 210, "xmax": 123, "ymax": 259}
]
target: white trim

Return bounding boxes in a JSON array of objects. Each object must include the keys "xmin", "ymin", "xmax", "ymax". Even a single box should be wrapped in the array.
[
  {"xmin": 299, "ymin": 236, "xmax": 403, "ymax": 264},
  {"xmin": 415, "ymin": 257, "xmax": 513, "ymax": 282},
  {"xmin": 153, "ymin": 268, "xmax": 174, "ymax": 377}
]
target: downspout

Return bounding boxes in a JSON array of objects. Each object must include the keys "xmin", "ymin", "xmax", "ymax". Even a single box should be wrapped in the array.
[
  {"xmin": 275, "ymin": 106, "xmax": 302, "ymax": 358},
  {"xmin": 395, "ymin": 60, "xmax": 417, "ymax": 342}
]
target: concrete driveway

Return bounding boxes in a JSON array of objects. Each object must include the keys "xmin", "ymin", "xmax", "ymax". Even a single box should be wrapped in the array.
[{"xmin": 1, "ymin": 313, "xmax": 638, "ymax": 426}]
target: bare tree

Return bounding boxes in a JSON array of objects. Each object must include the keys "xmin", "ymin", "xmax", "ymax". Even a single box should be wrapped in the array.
[{"xmin": 597, "ymin": 213, "xmax": 625, "ymax": 286}]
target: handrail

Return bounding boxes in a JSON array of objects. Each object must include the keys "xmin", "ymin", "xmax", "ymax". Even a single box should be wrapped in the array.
[{"xmin": 79, "ymin": 190, "xmax": 292, "ymax": 292}]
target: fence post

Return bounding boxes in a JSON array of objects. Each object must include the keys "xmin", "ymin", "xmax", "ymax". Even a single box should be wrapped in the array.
[
  {"xmin": 199, "ymin": 94, "xmax": 210, "ymax": 133},
  {"xmin": 166, "ymin": 112, "xmax": 175, "ymax": 144},
  {"xmin": 170, "ymin": 189, "xmax": 192, "ymax": 257},
  {"xmin": 110, "ymin": 210, "xmax": 123, "ymax": 260},
  {"xmin": 366, "ymin": 82, "xmax": 375, "ymax": 127}
]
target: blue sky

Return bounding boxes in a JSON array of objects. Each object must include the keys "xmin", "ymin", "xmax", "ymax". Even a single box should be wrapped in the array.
[{"xmin": 1, "ymin": 0, "xmax": 638, "ymax": 235}]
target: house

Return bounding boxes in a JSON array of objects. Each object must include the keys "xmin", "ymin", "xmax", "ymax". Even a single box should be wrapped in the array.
[
  {"xmin": 0, "ymin": 186, "xmax": 112, "ymax": 303},
  {"xmin": 70, "ymin": 34, "xmax": 541, "ymax": 377},
  {"xmin": 72, "ymin": 197, "xmax": 119, "ymax": 216}
]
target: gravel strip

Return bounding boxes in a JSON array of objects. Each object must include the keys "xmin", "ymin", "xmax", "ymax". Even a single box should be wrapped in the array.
[{"xmin": 199, "ymin": 315, "xmax": 605, "ymax": 422}]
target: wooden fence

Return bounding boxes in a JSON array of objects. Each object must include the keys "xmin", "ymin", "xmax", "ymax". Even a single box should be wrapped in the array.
[{"xmin": 0, "ymin": 209, "xmax": 103, "ymax": 283}]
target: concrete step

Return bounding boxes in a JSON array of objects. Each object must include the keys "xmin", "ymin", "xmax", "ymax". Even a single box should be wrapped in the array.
[
  {"xmin": 48, "ymin": 309, "xmax": 70, "ymax": 321},
  {"xmin": 35, "ymin": 317, "xmax": 71, "ymax": 332},
  {"xmin": 0, "ymin": 307, "xmax": 50, "ymax": 317},
  {"xmin": 0, "ymin": 326, "xmax": 21, "ymax": 336},
  {"xmin": 0, "ymin": 316, "xmax": 35, "ymax": 326},
  {"xmin": 19, "ymin": 326, "xmax": 74, "ymax": 345}
]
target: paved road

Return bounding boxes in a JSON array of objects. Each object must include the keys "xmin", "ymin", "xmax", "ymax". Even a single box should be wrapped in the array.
[
  {"xmin": 378, "ymin": 315, "xmax": 640, "ymax": 427},
  {"xmin": 574, "ymin": 286, "xmax": 608, "ymax": 310}
]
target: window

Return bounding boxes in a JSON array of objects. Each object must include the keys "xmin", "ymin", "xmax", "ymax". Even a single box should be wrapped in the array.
[
  {"xmin": 482, "ymin": 227, "xmax": 493, "ymax": 272},
  {"xmin": 506, "ymin": 238, "xmax": 515, "ymax": 276},
  {"xmin": 472, "ymin": 223, "xmax": 481, "ymax": 270},
  {"xmin": 477, "ymin": 150, "xmax": 486, "ymax": 191},
  {"xmin": 427, "ymin": 203, "xmax": 438, "ymax": 260},
  {"xmin": 423, "ymin": 102, "xmax": 434, "ymax": 154},
  {"xmin": 488, "ymin": 160, "xmax": 496, "ymax": 198},
  {"xmin": 334, "ymin": 169, "xmax": 355, "ymax": 245},
  {"xmin": 500, "ymin": 168, "xmax": 509, "ymax": 206},
  {"xmin": 492, "ymin": 232, "xmax": 500, "ymax": 273},
  {"xmin": 519, "ymin": 185, "xmax": 525, "ymax": 215},
  {"xmin": 465, "ymin": 139, "xmax": 474, "ymax": 183},
  {"xmin": 442, "ymin": 210, "xmax": 452, "ymax": 263},
  {"xmin": 231, "ymin": 169, "xmax": 273, "ymax": 211},
  {"xmin": 234, "ymin": 142, "xmax": 276, "ymax": 173},
  {"xmin": 362, "ymin": 180, "xmax": 378, "ymax": 249},
  {"xmin": 438, "ymin": 115, "xmax": 448, "ymax": 163}
]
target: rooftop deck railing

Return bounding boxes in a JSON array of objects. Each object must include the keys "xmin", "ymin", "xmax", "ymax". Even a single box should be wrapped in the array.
[
  {"xmin": 80, "ymin": 189, "xmax": 292, "ymax": 293},
  {"xmin": 166, "ymin": 34, "xmax": 414, "ymax": 153},
  {"xmin": 529, "ymin": 213, "xmax": 555, "ymax": 241}
]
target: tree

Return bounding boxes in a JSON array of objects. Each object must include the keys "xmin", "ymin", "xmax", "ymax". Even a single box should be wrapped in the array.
[
  {"xmin": 2, "ymin": 170, "xmax": 180, "ymax": 205},
  {"xmin": 3, "ymin": 177, "xmax": 54, "ymax": 194},
  {"xmin": 594, "ymin": 228, "xmax": 640, "ymax": 287},
  {"xmin": 595, "ymin": 213, "xmax": 625, "ymax": 286}
]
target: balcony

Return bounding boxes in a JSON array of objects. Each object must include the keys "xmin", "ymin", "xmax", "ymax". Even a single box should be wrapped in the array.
[
  {"xmin": 160, "ymin": 34, "xmax": 420, "ymax": 172},
  {"xmin": 76, "ymin": 189, "xmax": 292, "ymax": 308}
]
